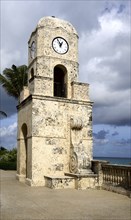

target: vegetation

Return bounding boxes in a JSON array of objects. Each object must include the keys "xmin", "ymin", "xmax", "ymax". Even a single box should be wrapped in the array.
[
  {"xmin": 0, "ymin": 111, "xmax": 7, "ymax": 118},
  {"xmin": 0, "ymin": 147, "xmax": 17, "ymax": 170},
  {"xmin": 0, "ymin": 64, "xmax": 27, "ymax": 169},
  {"xmin": 0, "ymin": 64, "xmax": 28, "ymax": 101}
]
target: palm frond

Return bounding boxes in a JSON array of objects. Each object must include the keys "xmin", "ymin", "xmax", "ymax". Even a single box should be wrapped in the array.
[
  {"xmin": 0, "ymin": 64, "xmax": 28, "ymax": 99},
  {"xmin": 0, "ymin": 111, "xmax": 7, "ymax": 117}
]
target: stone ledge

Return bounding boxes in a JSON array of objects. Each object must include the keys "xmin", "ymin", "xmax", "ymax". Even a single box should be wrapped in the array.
[
  {"xmin": 65, "ymin": 172, "xmax": 98, "ymax": 178},
  {"xmin": 17, "ymin": 94, "xmax": 93, "ymax": 110},
  {"xmin": 32, "ymin": 94, "xmax": 93, "ymax": 105},
  {"xmin": 65, "ymin": 173, "xmax": 99, "ymax": 190},
  {"xmin": 44, "ymin": 175, "xmax": 75, "ymax": 189}
]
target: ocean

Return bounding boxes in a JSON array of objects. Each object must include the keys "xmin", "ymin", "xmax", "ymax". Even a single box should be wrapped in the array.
[{"xmin": 93, "ymin": 157, "xmax": 131, "ymax": 165}]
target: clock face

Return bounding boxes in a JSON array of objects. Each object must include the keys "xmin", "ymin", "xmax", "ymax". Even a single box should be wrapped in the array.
[
  {"xmin": 52, "ymin": 37, "xmax": 69, "ymax": 54},
  {"xmin": 30, "ymin": 41, "xmax": 36, "ymax": 59}
]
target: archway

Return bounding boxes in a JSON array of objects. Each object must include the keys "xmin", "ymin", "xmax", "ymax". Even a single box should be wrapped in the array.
[
  {"xmin": 54, "ymin": 65, "xmax": 67, "ymax": 98},
  {"xmin": 31, "ymin": 68, "xmax": 34, "ymax": 79},
  {"xmin": 21, "ymin": 123, "xmax": 28, "ymax": 178}
]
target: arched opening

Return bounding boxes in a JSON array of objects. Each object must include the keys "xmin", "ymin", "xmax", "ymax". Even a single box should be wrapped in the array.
[
  {"xmin": 54, "ymin": 65, "xmax": 67, "ymax": 98},
  {"xmin": 31, "ymin": 68, "xmax": 34, "ymax": 78},
  {"xmin": 21, "ymin": 123, "xmax": 28, "ymax": 178}
]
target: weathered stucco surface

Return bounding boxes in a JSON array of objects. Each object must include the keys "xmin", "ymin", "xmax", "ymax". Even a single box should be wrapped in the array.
[{"xmin": 17, "ymin": 16, "xmax": 96, "ymax": 189}]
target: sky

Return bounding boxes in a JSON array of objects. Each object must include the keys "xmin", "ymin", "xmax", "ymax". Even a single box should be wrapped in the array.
[{"xmin": 0, "ymin": 0, "xmax": 130, "ymax": 158}]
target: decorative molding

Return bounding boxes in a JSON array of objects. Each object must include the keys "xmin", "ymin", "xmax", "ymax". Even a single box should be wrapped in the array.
[{"xmin": 70, "ymin": 116, "xmax": 83, "ymax": 130}]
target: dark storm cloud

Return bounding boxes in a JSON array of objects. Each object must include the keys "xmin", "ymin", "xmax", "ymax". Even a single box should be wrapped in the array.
[
  {"xmin": 57, "ymin": 1, "xmax": 104, "ymax": 33},
  {"xmin": 93, "ymin": 101, "xmax": 130, "ymax": 126},
  {"xmin": 112, "ymin": 131, "xmax": 119, "ymax": 136},
  {"xmin": 93, "ymin": 129, "xmax": 109, "ymax": 140},
  {"xmin": 93, "ymin": 129, "xmax": 109, "ymax": 145},
  {"xmin": 0, "ymin": 87, "xmax": 17, "ymax": 117}
]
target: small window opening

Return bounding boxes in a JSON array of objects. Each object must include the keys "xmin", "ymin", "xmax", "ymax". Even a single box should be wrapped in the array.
[{"xmin": 54, "ymin": 66, "xmax": 67, "ymax": 98}]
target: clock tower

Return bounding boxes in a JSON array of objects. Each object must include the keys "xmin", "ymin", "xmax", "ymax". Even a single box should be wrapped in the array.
[
  {"xmin": 27, "ymin": 16, "xmax": 78, "ymax": 99},
  {"xmin": 17, "ymin": 17, "xmax": 95, "ymax": 189}
]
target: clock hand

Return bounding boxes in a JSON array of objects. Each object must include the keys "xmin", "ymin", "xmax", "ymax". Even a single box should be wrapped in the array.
[
  {"xmin": 57, "ymin": 38, "xmax": 61, "ymax": 46},
  {"xmin": 60, "ymin": 42, "xmax": 63, "ymax": 47}
]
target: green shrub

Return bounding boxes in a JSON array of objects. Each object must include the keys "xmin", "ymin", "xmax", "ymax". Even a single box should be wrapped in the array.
[
  {"xmin": 0, "ymin": 147, "xmax": 8, "ymax": 156},
  {"xmin": 0, "ymin": 147, "xmax": 17, "ymax": 170},
  {"xmin": 0, "ymin": 161, "xmax": 16, "ymax": 170}
]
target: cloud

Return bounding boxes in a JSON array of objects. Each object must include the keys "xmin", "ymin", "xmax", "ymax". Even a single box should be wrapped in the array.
[
  {"xmin": 1, "ymin": 49, "xmax": 21, "ymax": 72},
  {"xmin": 0, "ymin": 122, "xmax": 17, "ymax": 137},
  {"xmin": 56, "ymin": 1, "xmax": 104, "ymax": 32},
  {"xmin": 93, "ymin": 126, "xmax": 131, "ymax": 157},
  {"xmin": 112, "ymin": 131, "xmax": 119, "ymax": 136},
  {"xmin": 0, "ymin": 87, "xmax": 17, "ymax": 117},
  {"xmin": 114, "ymin": 138, "xmax": 131, "ymax": 146},
  {"xmin": 93, "ymin": 97, "xmax": 130, "ymax": 126},
  {"xmin": 79, "ymin": 3, "xmax": 130, "ymax": 126},
  {"xmin": 93, "ymin": 129, "xmax": 109, "ymax": 145},
  {"xmin": 0, "ymin": 122, "xmax": 17, "ymax": 149},
  {"xmin": 93, "ymin": 122, "xmax": 131, "ymax": 157},
  {"xmin": 93, "ymin": 129, "xmax": 109, "ymax": 139}
]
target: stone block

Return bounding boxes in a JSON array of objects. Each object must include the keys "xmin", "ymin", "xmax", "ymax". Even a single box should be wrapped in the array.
[
  {"xmin": 19, "ymin": 87, "xmax": 29, "ymax": 103},
  {"xmin": 71, "ymin": 81, "xmax": 89, "ymax": 101},
  {"xmin": 44, "ymin": 175, "xmax": 75, "ymax": 189},
  {"xmin": 65, "ymin": 173, "xmax": 99, "ymax": 190}
]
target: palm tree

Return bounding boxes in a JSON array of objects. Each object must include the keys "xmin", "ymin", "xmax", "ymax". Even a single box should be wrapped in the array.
[{"xmin": 0, "ymin": 64, "xmax": 28, "ymax": 100}]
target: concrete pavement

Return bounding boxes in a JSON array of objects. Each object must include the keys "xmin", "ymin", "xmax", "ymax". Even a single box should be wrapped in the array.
[{"xmin": 0, "ymin": 170, "xmax": 131, "ymax": 220}]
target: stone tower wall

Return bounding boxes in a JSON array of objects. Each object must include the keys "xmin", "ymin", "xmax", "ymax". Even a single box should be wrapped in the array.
[
  {"xmin": 17, "ymin": 16, "xmax": 93, "ymax": 187},
  {"xmin": 28, "ymin": 17, "xmax": 79, "ymax": 99},
  {"xmin": 30, "ymin": 97, "xmax": 93, "ymax": 185}
]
